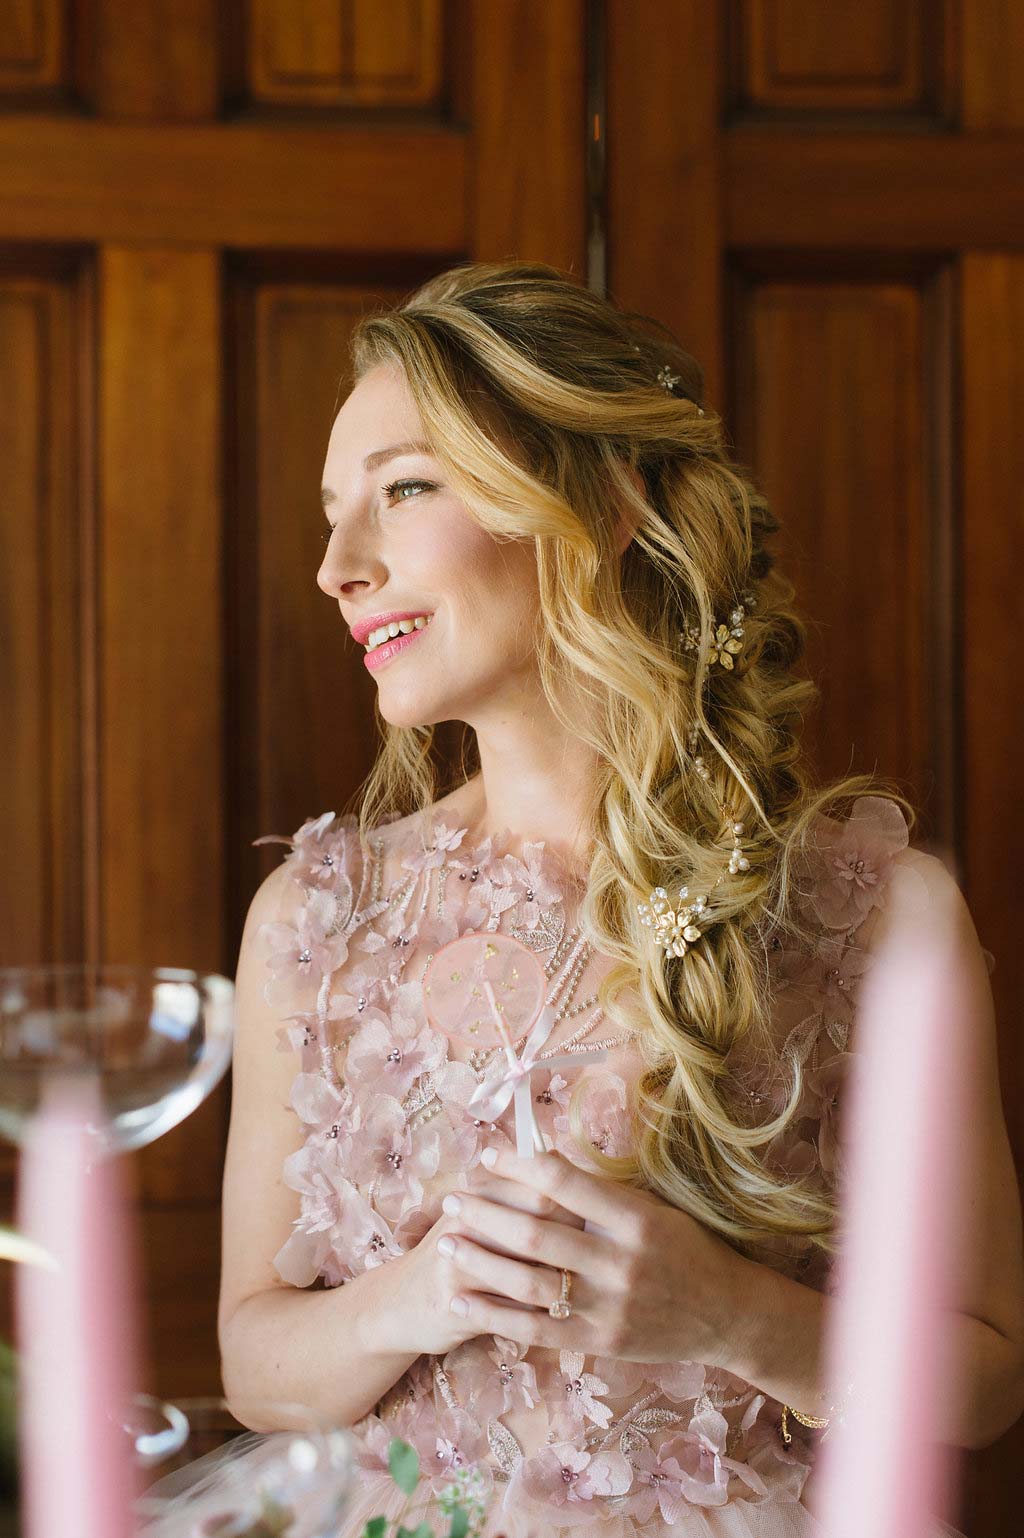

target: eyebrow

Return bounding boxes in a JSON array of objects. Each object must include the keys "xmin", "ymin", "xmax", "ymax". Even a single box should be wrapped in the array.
[{"xmin": 320, "ymin": 440, "xmax": 435, "ymax": 508}]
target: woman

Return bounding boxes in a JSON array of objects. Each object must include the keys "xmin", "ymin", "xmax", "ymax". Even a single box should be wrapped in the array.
[{"xmin": 210, "ymin": 262, "xmax": 1022, "ymax": 1536}]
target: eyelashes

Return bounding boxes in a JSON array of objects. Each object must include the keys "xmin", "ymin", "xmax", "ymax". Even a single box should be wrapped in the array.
[
  {"xmin": 380, "ymin": 477, "xmax": 434, "ymax": 504},
  {"xmin": 321, "ymin": 478, "xmax": 435, "ymax": 544}
]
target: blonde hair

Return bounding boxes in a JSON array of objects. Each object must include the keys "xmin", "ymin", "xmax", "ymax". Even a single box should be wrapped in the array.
[{"xmin": 341, "ymin": 260, "xmax": 915, "ymax": 1270}]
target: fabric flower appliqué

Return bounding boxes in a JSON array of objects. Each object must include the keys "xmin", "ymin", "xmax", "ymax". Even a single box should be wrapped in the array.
[
  {"xmin": 804, "ymin": 795, "xmax": 910, "ymax": 931},
  {"xmin": 342, "ymin": 1000, "xmax": 446, "ymax": 1102},
  {"xmin": 514, "ymin": 1439, "xmax": 633, "ymax": 1515},
  {"xmin": 539, "ymin": 1350, "xmax": 615, "ymax": 1433}
]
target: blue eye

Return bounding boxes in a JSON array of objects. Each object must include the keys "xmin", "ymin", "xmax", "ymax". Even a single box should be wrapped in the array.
[
  {"xmin": 321, "ymin": 478, "xmax": 433, "ymax": 544},
  {"xmin": 381, "ymin": 477, "xmax": 433, "ymax": 504}
]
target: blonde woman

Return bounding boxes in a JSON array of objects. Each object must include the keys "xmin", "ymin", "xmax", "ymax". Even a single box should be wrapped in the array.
[{"xmin": 209, "ymin": 262, "xmax": 1022, "ymax": 1536}]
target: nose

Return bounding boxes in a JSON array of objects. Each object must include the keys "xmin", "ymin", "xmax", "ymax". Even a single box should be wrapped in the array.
[{"xmin": 317, "ymin": 528, "xmax": 382, "ymax": 602}]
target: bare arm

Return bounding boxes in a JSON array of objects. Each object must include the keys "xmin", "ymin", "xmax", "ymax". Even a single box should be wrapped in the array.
[
  {"xmin": 721, "ymin": 849, "xmax": 1024, "ymax": 1451},
  {"xmin": 220, "ymin": 1263, "xmax": 423, "ymax": 1431},
  {"xmin": 217, "ymin": 861, "xmax": 421, "ymax": 1430}
]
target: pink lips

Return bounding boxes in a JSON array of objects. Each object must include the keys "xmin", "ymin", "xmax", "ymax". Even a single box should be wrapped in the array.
[{"xmin": 362, "ymin": 622, "xmax": 430, "ymax": 671}]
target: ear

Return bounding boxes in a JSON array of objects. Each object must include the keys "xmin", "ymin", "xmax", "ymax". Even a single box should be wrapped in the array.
[{"xmin": 613, "ymin": 462, "xmax": 647, "ymax": 558}]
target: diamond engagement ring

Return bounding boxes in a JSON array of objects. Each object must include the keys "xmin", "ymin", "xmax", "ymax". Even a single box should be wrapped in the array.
[{"xmin": 549, "ymin": 1267, "xmax": 573, "ymax": 1319}]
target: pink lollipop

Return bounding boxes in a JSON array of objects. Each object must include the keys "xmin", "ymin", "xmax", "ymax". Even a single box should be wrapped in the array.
[{"xmin": 423, "ymin": 932, "xmax": 608, "ymax": 1158}]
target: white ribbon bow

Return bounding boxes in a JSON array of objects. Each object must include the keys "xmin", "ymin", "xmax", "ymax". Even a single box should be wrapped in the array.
[{"xmin": 466, "ymin": 1002, "xmax": 608, "ymax": 1157}]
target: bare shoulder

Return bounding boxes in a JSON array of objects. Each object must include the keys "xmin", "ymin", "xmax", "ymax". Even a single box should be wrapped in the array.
[{"xmin": 858, "ymin": 844, "xmax": 976, "ymax": 956}]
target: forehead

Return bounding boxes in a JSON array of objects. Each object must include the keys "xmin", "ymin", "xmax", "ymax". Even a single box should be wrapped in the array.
[{"xmin": 326, "ymin": 364, "xmax": 423, "ymax": 462}]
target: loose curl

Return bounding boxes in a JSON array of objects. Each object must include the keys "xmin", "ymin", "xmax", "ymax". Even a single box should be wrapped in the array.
[{"xmin": 340, "ymin": 260, "xmax": 915, "ymax": 1273}]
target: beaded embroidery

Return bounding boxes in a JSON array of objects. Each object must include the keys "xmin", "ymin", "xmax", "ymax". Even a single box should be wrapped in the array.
[{"xmin": 253, "ymin": 794, "xmax": 921, "ymax": 1525}]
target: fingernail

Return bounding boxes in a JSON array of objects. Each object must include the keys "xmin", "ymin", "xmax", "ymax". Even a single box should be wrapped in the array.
[
  {"xmin": 450, "ymin": 1295, "xmax": 469, "ymax": 1316},
  {"xmin": 442, "ymin": 1193, "xmax": 462, "ymax": 1216},
  {"xmin": 480, "ymin": 1147, "xmax": 498, "ymax": 1168},
  {"xmin": 437, "ymin": 1235, "xmax": 456, "ymax": 1257}
]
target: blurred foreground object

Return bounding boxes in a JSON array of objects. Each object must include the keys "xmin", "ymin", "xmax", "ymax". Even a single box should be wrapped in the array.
[{"xmin": 816, "ymin": 858, "xmax": 972, "ymax": 1537}]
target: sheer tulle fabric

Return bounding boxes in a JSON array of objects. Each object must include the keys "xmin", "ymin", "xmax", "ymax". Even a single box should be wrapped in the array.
[{"xmin": 136, "ymin": 1426, "xmax": 966, "ymax": 1537}]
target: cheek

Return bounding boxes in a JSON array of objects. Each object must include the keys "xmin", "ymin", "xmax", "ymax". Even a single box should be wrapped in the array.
[{"xmin": 434, "ymin": 516, "xmax": 540, "ymax": 631}]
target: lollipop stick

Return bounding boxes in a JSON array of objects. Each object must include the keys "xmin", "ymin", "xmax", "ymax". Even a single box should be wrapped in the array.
[{"xmin": 482, "ymin": 979, "xmax": 548, "ymax": 1154}]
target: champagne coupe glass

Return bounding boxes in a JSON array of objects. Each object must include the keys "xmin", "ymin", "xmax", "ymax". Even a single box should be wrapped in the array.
[
  {"xmin": 125, "ymin": 1396, "xmax": 354, "ymax": 1538},
  {"xmin": 0, "ymin": 964, "xmax": 235, "ymax": 1158},
  {"xmin": 0, "ymin": 964, "xmax": 236, "ymax": 1536}
]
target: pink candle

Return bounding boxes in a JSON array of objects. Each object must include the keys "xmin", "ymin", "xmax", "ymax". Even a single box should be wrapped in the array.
[
  {"xmin": 816, "ymin": 883, "xmax": 971, "ymax": 1537},
  {"xmin": 15, "ymin": 1073, "xmax": 143, "ymax": 1538}
]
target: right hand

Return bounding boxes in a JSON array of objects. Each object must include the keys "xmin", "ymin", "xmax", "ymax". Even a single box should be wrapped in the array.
[{"xmin": 373, "ymin": 1164, "xmax": 586, "ymax": 1359}]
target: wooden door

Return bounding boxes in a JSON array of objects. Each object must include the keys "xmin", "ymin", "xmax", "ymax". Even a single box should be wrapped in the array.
[
  {"xmin": 603, "ymin": 2, "xmax": 1022, "ymax": 1530},
  {"xmin": 0, "ymin": 0, "xmax": 587, "ymax": 1399},
  {"xmin": 3, "ymin": 1, "xmax": 1021, "ymax": 1531}
]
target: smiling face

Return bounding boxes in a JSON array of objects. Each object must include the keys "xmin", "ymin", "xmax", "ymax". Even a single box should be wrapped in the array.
[{"xmin": 317, "ymin": 363, "xmax": 543, "ymax": 731}]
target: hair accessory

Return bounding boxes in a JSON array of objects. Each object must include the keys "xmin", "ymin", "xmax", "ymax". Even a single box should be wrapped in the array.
[
  {"xmin": 549, "ymin": 1266, "xmax": 574, "ymax": 1319},
  {"xmin": 780, "ymin": 1404, "xmax": 831, "ymax": 1444},
  {"xmin": 681, "ymin": 594, "xmax": 756, "ymax": 671},
  {"xmin": 637, "ymin": 717, "xmax": 752, "ymax": 957},
  {"xmin": 637, "ymin": 816, "xmax": 749, "ymax": 958},
  {"xmin": 632, "ymin": 343, "xmax": 706, "ymax": 415}
]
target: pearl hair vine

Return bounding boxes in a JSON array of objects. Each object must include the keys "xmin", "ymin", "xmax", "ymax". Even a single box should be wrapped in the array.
[
  {"xmin": 626, "ymin": 342, "xmax": 755, "ymax": 956},
  {"xmin": 637, "ymin": 599, "xmax": 757, "ymax": 958}
]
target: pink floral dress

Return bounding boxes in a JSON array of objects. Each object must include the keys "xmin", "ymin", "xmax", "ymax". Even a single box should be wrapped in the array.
[{"xmin": 234, "ymin": 796, "xmax": 972, "ymax": 1538}]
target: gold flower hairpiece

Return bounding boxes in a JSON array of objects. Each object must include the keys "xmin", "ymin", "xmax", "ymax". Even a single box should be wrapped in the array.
[
  {"xmin": 637, "ymin": 721, "xmax": 752, "ymax": 959},
  {"xmin": 680, "ymin": 594, "xmax": 756, "ymax": 671}
]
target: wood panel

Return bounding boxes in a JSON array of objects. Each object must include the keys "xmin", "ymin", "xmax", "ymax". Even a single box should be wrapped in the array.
[
  {"xmin": 607, "ymin": 0, "xmax": 724, "ymax": 409},
  {"xmin": 728, "ymin": 267, "xmax": 954, "ymax": 849},
  {"xmin": 958, "ymin": 255, "xmax": 1024, "ymax": 1533},
  {"xmin": 725, "ymin": 134, "xmax": 1024, "ymax": 248},
  {"xmin": 468, "ymin": 0, "xmax": 587, "ymax": 270},
  {"xmin": 245, "ymin": 0, "xmax": 445, "ymax": 109},
  {"xmin": 90, "ymin": 0, "xmax": 222, "ymax": 119},
  {"xmin": 98, "ymin": 246, "xmax": 227, "ymax": 1205},
  {"xmin": 962, "ymin": 0, "xmax": 1024, "ymax": 129},
  {"xmin": 226, "ymin": 271, "xmax": 400, "ymax": 913},
  {"xmin": 0, "ymin": 258, "xmax": 92, "ymax": 971},
  {"xmin": 729, "ymin": 0, "xmax": 955, "ymax": 122},
  {"xmin": 0, "ymin": 117, "xmax": 468, "ymax": 248},
  {"xmin": 0, "ymin": 0, "xmax": 67, "ymax": 105}
]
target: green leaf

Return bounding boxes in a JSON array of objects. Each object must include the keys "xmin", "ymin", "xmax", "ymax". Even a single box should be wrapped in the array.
[
  {"xmin": 388, "ymin": 1436, "xmax": 420, "ymax": 1496},
  {"xmin": 361, "ymin": 1519, "xmax": 388, "ymax": 1538},
  {"xmin": 396, "ymin": 1526, "xmax": 433, "ymax": 1538},
  {"xmin": 448, "ymin": 1507, "xmax": 470, "ymax": 1538}
]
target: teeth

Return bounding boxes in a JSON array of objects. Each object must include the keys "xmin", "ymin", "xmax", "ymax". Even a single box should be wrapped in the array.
[{"xmin": 365, "ymin": 614, "xmax": 432, "ymax": 652}]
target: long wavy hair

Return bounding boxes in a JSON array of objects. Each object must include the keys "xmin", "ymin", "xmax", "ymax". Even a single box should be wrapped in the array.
[{"xmin": 341, "ymin": 260, "xmax": 914, "ymax": 1271}]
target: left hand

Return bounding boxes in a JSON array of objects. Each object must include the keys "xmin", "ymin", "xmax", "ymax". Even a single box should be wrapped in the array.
[{"xmin": 437, "ymin": 1146, "xmax": 750, "ymax": 1365}]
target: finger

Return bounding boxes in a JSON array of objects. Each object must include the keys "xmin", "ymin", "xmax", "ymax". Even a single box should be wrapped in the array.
[
  {"xmin": 462, "ymin": 1166, "xmax": 585, "ymax": 1229},
  {"xmin": 446, "ymin": 1290, "xmax": 587, "ymax": 1352},
  {"xmin": 442, "ymin": 1235, "xmax": 567, "ymax": 1312},
  {"xmin": 441, "ymin": 1191, "xmax": 608, "ymax": 1275},
  {"xmin": 479, "ymin": 1146, "xmax": 638, "ymax": 1234}
]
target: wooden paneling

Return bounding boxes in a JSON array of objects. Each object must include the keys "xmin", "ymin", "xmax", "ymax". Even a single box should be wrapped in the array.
[
  {"xmin": 958, "ymin": 247, "xmax": 1024, "ymax": 1538},
  {"xmin": 728, "ymin": 268, "xmax": 954, "ymax": 847},
  {"xmin": 2, "ymin": 3, "xmax": 1022, "ymax": 1529},
  {"xmin": 98, "ymin": 246, "xmax": 227, "ymax": 1204},
  {"xmin": 610, "ymin": 3, "xmax": 1023, "ymax": 1530},
  {"xmin": 0, "ymin": 0, "xmax": 67, "ymax": 104},
  {"xmin": 225, "ymin": 272, "xmax": 393, "ymax": 910},
  {"xmin": 962, "ymin": 0, "xmax": 1024, "ymax": 129},
  {"xmin": 0, "ymin": 117, "xmax": 468, "ymax": 248},
  {"xmin": 468, "ymin": 0, "xmax": 587, "ymax": 270},
  {"xmin": 729, "ymin": 0, "xmax": 955, "ymax": 122},
  {"xmin": 245, "ymin": 0, "xmax": 445, "ymax": 109},
  {"xmin": 0, "ymin": 259, "xmax": 92, "ymax": 971},
  {"xmin": 724, "ymin": 134, "xmax": 1024, "ymax": 248},
  {"xmin": 91, "ymin": 0, "xmax": 222, "ymax": 120}
]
